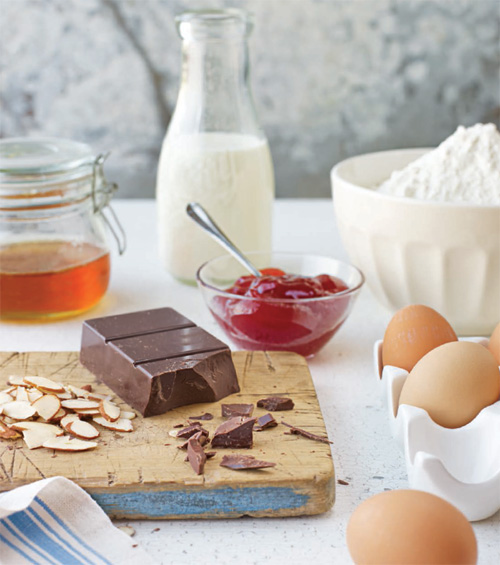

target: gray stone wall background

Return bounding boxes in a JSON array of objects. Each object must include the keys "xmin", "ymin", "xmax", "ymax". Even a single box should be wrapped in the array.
[{"xmin": 1, "ymin": 0, "xmax": 499, "ymax": 198}]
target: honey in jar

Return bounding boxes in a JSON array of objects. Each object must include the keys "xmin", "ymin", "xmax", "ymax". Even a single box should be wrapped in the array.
[{"xmin": 0, "ymin": 137, "xmax": 124, "ymax": 321}]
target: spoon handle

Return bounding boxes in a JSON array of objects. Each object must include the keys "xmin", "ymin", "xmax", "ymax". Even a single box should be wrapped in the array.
[{"xmin": 186, "ymin": 202, "xmax": 262, "ymax": 278}]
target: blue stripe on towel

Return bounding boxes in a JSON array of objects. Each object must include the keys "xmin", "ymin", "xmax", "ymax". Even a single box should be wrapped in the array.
[
  {"xmin": 0, "ymin": 530, "xmax": 42, "ymax": 565},
  {"xmin": 8, "ymin": 510, "xmax": 85, "ymax": 565},
  {"xmin": 1, "ymin": 518, "xmax": 58, "ymax": 565},
  {"xmin": 34, "ymin": 497, "xmax": 113, "ymax": 565}
]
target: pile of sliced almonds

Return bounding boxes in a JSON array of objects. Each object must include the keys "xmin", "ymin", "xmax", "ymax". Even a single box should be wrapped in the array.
[{"xmin": 0, "ymin": 375, "xmax": 136, "ymax": 452}]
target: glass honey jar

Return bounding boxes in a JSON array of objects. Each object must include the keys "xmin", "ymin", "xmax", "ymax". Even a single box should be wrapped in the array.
[{"xmin": 0, "ymin": 137, "xmax": 125, "ymax": 321}]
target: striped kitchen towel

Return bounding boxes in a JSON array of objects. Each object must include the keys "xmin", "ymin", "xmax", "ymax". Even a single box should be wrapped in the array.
[{"xmin": 0, "ymin": 476, "xmax": 155, "ymax": 565}]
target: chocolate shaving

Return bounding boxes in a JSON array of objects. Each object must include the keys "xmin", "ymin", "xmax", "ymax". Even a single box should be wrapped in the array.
[
  {"xmin": 282, "ymin": 422, "xmax": 332, "ymax": 444},
  {"xmin": 254, "ymin": 413, "xmax": 278, "ymax": 431},
  {"xmin": 221, "ymin": 403, "xmax": 254, "ymax": 418},
  {"xmin": 187, "ymin": 437, "xmax": 207, "ymax": 475},
  {"xmin": 220, "ymin": 454, "xmax": 276, "ymax": 470},
  {"xmin": 257, "ymin": 396, "xmax": 294, "ymax": 411},
  {"xmin": 211, "ymin": 417, "xmax": 256, "ymax": 449},
  {"xmin": 178, "ymin": 430, "xmax": 210, "ymax": 450},
  {"xmin": 188, "ymin": 412, "xmax": 213, "ymax": 421},
  {"xmin": 176, "ymin": 423, "xmax": 208, "ymax": 439}
]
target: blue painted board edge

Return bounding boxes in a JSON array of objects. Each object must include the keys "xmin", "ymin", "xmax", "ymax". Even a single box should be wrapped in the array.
[{"xmin": 92, "ymin": 485, "xmax": 310, "ymax": 519}]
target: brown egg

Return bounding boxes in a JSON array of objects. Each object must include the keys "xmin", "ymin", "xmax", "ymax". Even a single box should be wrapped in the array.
[
  {"xmin": 489, "ymin": 322, "xmax": 500, "ymax": 365},
  {"xmin": 382, "ymin": 304, "xmax": 458, "ymax": 372},
  {"xmin": 346, "ymin": 490, "xmax": 477, "ymax": 565},
  {"xmin": 399, "ymin": 341, "xmax": 500, "ymax": 428}
]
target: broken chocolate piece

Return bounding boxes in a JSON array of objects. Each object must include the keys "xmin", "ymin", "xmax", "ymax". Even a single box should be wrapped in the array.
[
  {"xmin": 221, "ymin": 403, "xmax": 254, "ymax": 418},
  {"xmin": 257, "ymin": 396, "xmax": 294, "ymax": 411},
  {"xmin": 176, "ymin": 423, "xmax": 208, "ymax": 439},
  {"xmin": 254, "ymin": 413, "xmax": 278, "ymax": 431},
  {"xmin": 220, "ymin": 454, "xmax": 276, "ymax": 470},
  {"xmin": 80, "ymin": 307, "xmax": 239, "ymax": 417},
  {"xmin": 211, "ymin": 417, "xmax": 256, "ymax": 449},
  {"xmin": 282, "ymin": 422, "xmax": 332, "ymax": 444},
  {"xmin": 178, "ymin": 430, "xmax": 210, "ymax": 450},
  {"xmin": 188, "ymin": 412, "xmax": 213, "ymax": 421},
  {"xmin": 187, "ymin": 438, "xmax": 207, "ymax": 475}
]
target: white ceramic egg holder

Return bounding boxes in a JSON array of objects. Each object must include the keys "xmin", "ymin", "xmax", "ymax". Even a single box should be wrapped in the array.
[{"xmin": 374, "ymin": 337, "xmax": 500, "ymax": 521}]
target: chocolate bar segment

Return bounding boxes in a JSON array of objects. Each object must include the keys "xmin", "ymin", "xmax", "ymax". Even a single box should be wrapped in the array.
[{"xmin": 80, "ymin": 307, "xmax": 240, "ymax": 417}]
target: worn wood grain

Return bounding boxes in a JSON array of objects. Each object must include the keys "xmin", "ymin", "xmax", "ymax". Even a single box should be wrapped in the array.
[{"xmin": 0, "ymin": 351, "xmax": 335, "ymax": 519}]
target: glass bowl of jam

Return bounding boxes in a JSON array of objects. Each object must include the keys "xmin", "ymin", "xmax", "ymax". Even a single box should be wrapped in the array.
[{"xmin": 197, "ymin": 252, "xmax": 364, "ymax": 357}]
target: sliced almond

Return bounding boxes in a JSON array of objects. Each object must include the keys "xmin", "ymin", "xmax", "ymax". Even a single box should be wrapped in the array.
[
  {"xmin": 10, "ymin": 421, "xmax": 64, "ymax": 434},
  {"xmin": 55, "ymin": 391, "xmax": 73, "ymax": 400},
  {"xmin": 0, "ymin": 392, "xmax": 12, "ymax": 405},
  {"xmin": 15, "ymin": 387, "xmax": 30, "ymax": 402},
  {"xmin": 8, "ymin": 376, "xmax": 28, "ymax": 387},
  {"xmin": 120, "ymin": 410, "xmax": 136, "ymax": 420},
  {"xmin": 50, "ymin": 407, "xmax": 68, "ymax": 421},
  {"xmin": 0, "ymin": 420, "xmax": 20, "ymax": 439},
  {"xmin": 72, "ymin": 408, "xmax": 100, "ymax": 416},
  {"xmin": 67, "ymin": 419, "xmax": 100, "ymax": 440},
  {"xmin": 1, "ymin": 401, "xmax": 37, "ymax": 420},
  {"xmin": 67, "ymin": 384, "xmax": 91, "ymax": 398},
  {"xmin": 61, "ymin": 399, "xmax": 100, "ymax": 410},
  {"xmin": 26, "ymin": 388, "xmax": 44, "ymax": 403},
  {"xmin": 117, "ymin": 525, "xmax": 135, "ymax": 537},
  {"xmin": 14, "ymin": 421, "xmax": 63, "ymax": 449},
  {"xmin": 86, "ymin": 391, "xmax": 110, "ymax": 402},
  {"xmin": 60, "ymin": 413, "xmax": 80, "ymax": 431},
  {"xmin": 43, "ymin": 436, "xmax": 97, "ymax": 452},
  {"xmin": 99, "ymin": 400, "xmax": 120, "ymax": 422},
  {"xmin": 34, "ymin": 395, "xmax": 61, "ymax": 421},
  {"xmin": 93, "ymin": 416, "xmax": 133, "ymax": 432},
  {"xmin": 24, "ymin": 376, "xmax": 65, "ymax": 393}
]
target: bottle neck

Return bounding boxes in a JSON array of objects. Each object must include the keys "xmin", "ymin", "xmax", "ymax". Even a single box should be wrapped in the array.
[{"xmin": 170, "ymin": 37, "xmax": 262, "ymax": 137}]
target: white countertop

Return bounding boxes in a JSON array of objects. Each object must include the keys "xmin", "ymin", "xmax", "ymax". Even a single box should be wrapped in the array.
[{"xmin": 1, "ymin": 199, "xmax": 498, "ymax": 565}]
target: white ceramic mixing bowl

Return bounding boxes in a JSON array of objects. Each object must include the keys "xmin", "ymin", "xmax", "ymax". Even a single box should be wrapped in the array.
[{"xmin": 331, "ymin": 148, "xmax": 500, "ymax": 335}]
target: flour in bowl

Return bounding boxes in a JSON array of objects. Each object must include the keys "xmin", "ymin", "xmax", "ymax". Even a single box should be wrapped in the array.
[{"xmin": 377, "ymin": 123, "xmax": 500, "ymax": 205}]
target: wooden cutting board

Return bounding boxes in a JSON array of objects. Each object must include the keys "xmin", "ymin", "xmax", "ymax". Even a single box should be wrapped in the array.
[{"xmin": 0, "ymin": 351, "xmax": 335, "ymax": 520}]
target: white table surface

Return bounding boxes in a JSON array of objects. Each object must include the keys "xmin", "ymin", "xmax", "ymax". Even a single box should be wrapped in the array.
[{"xmin": 1, "ymin": 199, "xmax": 498, "ymax": 565}]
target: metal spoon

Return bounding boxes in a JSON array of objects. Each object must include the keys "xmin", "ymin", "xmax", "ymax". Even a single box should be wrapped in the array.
[{"xmin": 186, "ymin": 202, "xmax": 261, "ymax": 277}]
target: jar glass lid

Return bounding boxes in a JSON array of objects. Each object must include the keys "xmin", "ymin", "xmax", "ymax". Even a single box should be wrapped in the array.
[{"xmin": 0, "ymin": 137, "xmax": 94, "ymax": 175}]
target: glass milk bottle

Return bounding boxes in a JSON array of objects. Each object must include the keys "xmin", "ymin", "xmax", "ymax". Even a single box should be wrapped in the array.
[{"xmin": 156, "ymin": 9, "xmax": 275, "ymax": 283}]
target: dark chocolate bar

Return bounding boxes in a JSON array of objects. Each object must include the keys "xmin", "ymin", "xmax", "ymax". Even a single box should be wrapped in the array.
[{"xmin": 80, "ymin": 307, "xmax": 240, "ymax": 417}]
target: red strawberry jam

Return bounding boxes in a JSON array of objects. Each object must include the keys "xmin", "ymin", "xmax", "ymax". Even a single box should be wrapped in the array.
[{"xmin": 210, "ymin": 270, "xmax": 352, "ymax": 357}]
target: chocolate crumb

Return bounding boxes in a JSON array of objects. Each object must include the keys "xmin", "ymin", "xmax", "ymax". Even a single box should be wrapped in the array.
[
  {"xmin": 221, "ymin": 403, "xmax": 254, "ymax": 418},
  {"xmin": 81, "ymin": 384, "xmax": 92, "ymax": 392},
  {"xmin": 257, "ymin": 396, "xmax": 294, "ymax": 411},
  {"xmin": 187, "ymin": 437, "xmax": 207, "ymax": 475},
  {"xmin": 220, "ymin": 454, "xmax": 276, "ymax": 470},
  {"xmin": 172, "ymin": 423, "xmax": 185, "ymax": 428},
  {"xmin": 178, "ymin": 430, "xmax": 210, "ymax": 449},
  {"xmin": 212, "ymin": 417, "xmax": 256, "ymax": 449},
  {"xmin": 282, "ymin": 422, "xmax": 332, "ymax": 444},
  {"xmin": 254, "ymin": 413, "xmax": 277, "ymax": 431},
  {"xmin": 188, "ymin": 412, "xmax": 213, "ymax": 421},
  {"xmin": 132, "ymin": 544, "xmax": 138, "ymax": 548},
  {"xmin": 337, "ymin": 479, "xmax": 349, "ymax": 486},
  {"xmin": 152, "ymin": 528, "xmax": 160, "ymax": 533},
  {"xmin": 176, "ymin": 423, "xmax": 208, "ymax": 439}
]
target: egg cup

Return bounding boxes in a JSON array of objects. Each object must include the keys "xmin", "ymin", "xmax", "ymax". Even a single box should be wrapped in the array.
[{"xmin": 374, "ymin": 338, "xmax": 500, "ymax": 521}]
